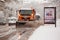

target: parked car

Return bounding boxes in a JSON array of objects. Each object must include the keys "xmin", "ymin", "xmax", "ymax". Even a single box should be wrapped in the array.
[
  {"xmin": 0, "ymin": 17, "xmax": 6, "ymax": 25},
  {"xmin": 0, "ymin": 11, "xmax": 6, "ymax": 25},
  {"xmin": 35, "ymin": 15, "xmax": 40, "ymax": 20},
  {"xmin": 7, "ymin": 17, "xmax": 17, "ymax": 26}
]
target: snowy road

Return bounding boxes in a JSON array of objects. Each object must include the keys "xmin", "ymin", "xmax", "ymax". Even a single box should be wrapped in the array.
[{"xmin": 0, "ymin": 19, "xmax": 60, "ymax": 40}]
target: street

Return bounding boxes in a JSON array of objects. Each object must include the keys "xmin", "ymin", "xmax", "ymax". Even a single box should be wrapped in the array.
[{"xmin": 0, "ymin": 20, "xmax": 42, "ymax": 40}]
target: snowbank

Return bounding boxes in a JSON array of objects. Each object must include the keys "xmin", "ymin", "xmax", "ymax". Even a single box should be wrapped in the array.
[{"xmin": 28, "ymin": 20, "xmax": 60, "ymax": 40}]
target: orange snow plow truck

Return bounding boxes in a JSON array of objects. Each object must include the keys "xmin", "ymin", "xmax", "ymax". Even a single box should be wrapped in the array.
[{"xmin": 16, "ymin": 8, "xmax": 36, "ymax": 25}]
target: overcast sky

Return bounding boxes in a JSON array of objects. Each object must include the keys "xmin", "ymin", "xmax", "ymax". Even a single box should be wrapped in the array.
[{"xmin": 23, "ymin": 0, "xmax": 48, "ymax": 3}]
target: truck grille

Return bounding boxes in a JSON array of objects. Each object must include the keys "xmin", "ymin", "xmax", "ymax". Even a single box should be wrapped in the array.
[{"xmin": 22, "ymin": 17, "xmax": 30, "ymax": 21}]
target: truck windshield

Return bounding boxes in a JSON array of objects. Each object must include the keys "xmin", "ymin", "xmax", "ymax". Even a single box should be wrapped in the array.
[{"xmin": 19, "ymin": 10, "xmax": 32, "ymax": 14}]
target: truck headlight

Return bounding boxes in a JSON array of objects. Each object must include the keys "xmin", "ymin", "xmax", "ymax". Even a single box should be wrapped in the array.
[
  {"xmin": 18, "ymin": 13, "xmax": 21, "ymax": 16},
  {"xmin": 31, "ymin": 14, "xmax": 33, "ymax": 16}
]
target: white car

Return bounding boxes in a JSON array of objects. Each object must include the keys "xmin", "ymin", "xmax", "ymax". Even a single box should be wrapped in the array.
[{"xmin": 8, "ymin": 17, "xmax": 17, "ymax": 25}]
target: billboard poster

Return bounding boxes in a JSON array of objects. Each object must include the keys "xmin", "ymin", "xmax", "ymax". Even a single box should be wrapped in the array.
[{"xmin": 44, "ymin": 7, "xmax": 56, "ymax": 24}]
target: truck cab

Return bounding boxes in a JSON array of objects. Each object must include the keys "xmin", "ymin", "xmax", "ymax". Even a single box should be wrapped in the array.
[{"xmin": 18, "ymin": 8, "xmax": 36, "ymax": 21}]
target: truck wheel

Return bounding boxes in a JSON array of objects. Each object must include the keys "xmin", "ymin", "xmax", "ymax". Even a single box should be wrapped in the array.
[
  {"xmin": 16, "ymin": 22, "xmax": 19, "ymax": 27},
  {"xmin": 8, "ymin": 23, "xmax": 11, "ymax": 26}
]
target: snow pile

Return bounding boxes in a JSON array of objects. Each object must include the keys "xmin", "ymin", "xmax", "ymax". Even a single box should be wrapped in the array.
[{"xmin": 28, "ymin": 23, "xmax": 60, "ymax": 40}]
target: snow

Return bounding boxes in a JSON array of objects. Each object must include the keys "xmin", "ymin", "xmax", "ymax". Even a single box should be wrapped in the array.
[
  {"xmin": 28, "ymin": 19, "xmax": 60, "ymax": 40},
  {"xmin": 8, "ymin": 33, "xmax": 20, "ymax": 40}
]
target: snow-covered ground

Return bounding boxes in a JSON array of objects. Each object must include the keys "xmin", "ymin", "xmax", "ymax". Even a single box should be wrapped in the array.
[{"xmin": 28, "ymin": 19, "xmax": 60, "ymax": 40}]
